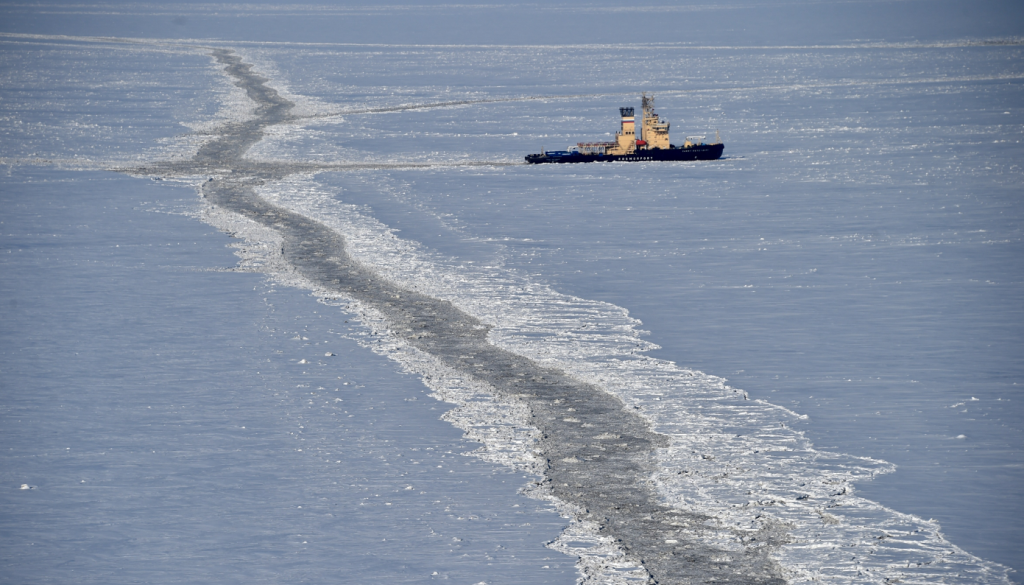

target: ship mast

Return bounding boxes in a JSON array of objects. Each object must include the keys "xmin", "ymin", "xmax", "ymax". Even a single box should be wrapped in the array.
[{"xmin": 640, "ymin": 92, "xmax": 670, "ymax": 150}]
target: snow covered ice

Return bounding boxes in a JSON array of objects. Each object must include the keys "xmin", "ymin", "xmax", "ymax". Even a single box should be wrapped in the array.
[{"xmin": 1, "ymin": 2, "xmax": 1022, "ymax": 583}]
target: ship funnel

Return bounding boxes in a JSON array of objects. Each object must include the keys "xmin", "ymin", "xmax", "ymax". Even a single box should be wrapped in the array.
[{"xmin": 619, "ymin": 106, "xmax": 635, "ymax": 136}]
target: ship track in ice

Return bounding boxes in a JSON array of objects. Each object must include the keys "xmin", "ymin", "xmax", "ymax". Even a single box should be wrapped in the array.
[{"xmin": 123, "ymin": 47, "xmax": 790, "ymax": 584}]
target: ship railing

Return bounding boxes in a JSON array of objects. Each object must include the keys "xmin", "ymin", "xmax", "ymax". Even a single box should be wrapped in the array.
[{"xmin": 576, "ymin": 141, "xmax": 615, "ymax": 155}]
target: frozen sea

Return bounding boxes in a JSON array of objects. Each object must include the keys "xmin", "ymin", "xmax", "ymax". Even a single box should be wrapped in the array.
[{"xmin": 1, "ymin": 1, "xmax": 1022, "ymax": 583}]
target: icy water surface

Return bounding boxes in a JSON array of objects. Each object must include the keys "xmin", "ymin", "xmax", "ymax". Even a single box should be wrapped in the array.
[
  {"xmin": 2, "ymin": 1, "xmax": 1023, "ymax": 583},
  {"xmin": 0, "ymin": 169, "xmax": 576, "ymax": 584},
  {"xmin": 236, "ymin": 39, "xmax": 1024, "ymax": 579}
]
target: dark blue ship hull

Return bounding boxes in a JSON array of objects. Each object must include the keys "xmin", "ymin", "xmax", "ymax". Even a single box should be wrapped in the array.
[{"xmin": 525, "ymin": 143, "xmax": 724, "ymax": 164}]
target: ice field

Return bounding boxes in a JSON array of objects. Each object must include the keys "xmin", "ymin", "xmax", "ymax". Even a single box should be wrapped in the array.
[{"xmin": 1, "ymin": 2, "xmax": 1022, "ymax": 583}]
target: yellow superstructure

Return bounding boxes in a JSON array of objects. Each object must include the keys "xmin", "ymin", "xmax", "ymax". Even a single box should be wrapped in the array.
[
  {"xmin": 605, "ymin": 107, "xmax": 637, "ymax": 156},
  {"xmin": 640, "ymin": 93, "xmax": 670, "ymax": 150},
  {"xmin": 589, "ymin": 96, "xmax": 669, "ymax": 155},
  {"xmin": 569, "ymin": 94, "xmax": 720, "ymax": 157}
]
